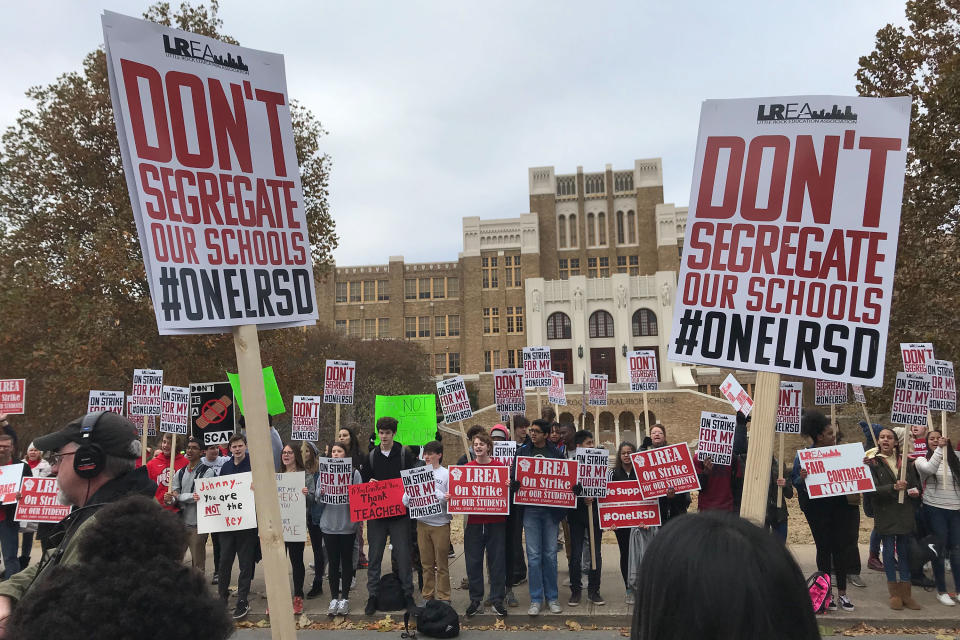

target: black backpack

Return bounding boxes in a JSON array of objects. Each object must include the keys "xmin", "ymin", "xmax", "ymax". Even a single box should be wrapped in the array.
[
  {"xmin": 403, "ymin": 600, "xmax": 460, "ymax": 639},
  {"xmin": 376, "ymin": 573, "xmax": 407, "ymax": 611}
]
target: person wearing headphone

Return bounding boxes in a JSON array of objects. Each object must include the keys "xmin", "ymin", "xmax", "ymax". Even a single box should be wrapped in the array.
[{"xmin": 0, "ymin": 411, "xmax": 154, "ymax": 638}]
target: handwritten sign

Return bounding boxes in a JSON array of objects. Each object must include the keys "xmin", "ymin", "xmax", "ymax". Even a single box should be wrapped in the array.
[
  {"xmin": 719, "ymin": 374, "xmax": 753, "ymax": 416},
  {"xmin": 129, "ymin": 369, "xmax": 163, "ymax": 417},
  {"xmin": 15, "ymin": 477, "xmax": 72, "ymax": 523},
  {"xmin": 628, "ymin": 350, "xmax": 659, "ymax": 392},
  {"xmin": 776, "ymin": 381, "xmax": 803, "ymax": 434},
  {"xmin": 437, "ymin": 376, "xmax": 472, "ymax": 423},
  {"xmin": 548, "ymin": 371, "xmax": 567, "ymax": 406},
  {"xmin": 401, "ymin": 466, "xmax": 442, "ymax": 519},
  {"xmin": 448, "ymin": 464, "xmax": 509, "ymax": 515},
  {"xmin": 87, "ymin": 390, "xmax": 125, "ymax": 414},
  {"xmin": 373, "ymin": 395, "xmax": 437, "ymax": 446},
  {"xmin": 522, "ymin": 347, "xmax": 552, "ymax": 389},
  {"xmin": 291, "ymin": 395, "xmax": 321, "ymax": 441},
  {"xmin": 514, "ymin": 456, "xmax": 577, "ymax": 508},
  {"xmin": 815, "ymin": 379, "xmax": 848, "ymax": 405},
  {"xmin": 349, "ymin": 478, "xmax": 406, "ymax": 522},
  {"xmin": 160, "ymin": 385, "xmax": 190, "ymax": 435},
  {"xmin": 277, "ymin": 471, "xmax": 307, "ymax": 542},
  {"xmin": 324, "ymin": 360, "xmax": 356, "ymax": 405},
  {"xmin": 630, "ymin": 443, "xmax": 700, "ymax": 500},
  {"xmin": 588, "ymin": 374, "xmax": 608, "ymax": 406},
  {"xmin": 575, "ymin": 447, "xmax": 609, "ymax": 498},
  {"xmin": 0, "ymin": 379, "xmax": 26, "ymax": 415},
  {"xmin": 494, "ymin": 369, "xmax": 526, "ymax": 417},
  {"xmin": 798, "ymin": 442, "xmax": 874, "ymax": 499},
  {"xmin": 317, "ymin": 457, "xmax": 353, "ymax": 505},
  {"xmin": 197, "ymin": 472, "xmax": 257, "ymax": 534},
  {"xmin": 891, "ymin": 372, "xmax": 932, "ymax": 426}
]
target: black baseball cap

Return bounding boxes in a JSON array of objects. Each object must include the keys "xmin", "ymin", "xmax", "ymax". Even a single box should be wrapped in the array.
[{"xmin": 35, "ymin": 412, "xmax": 140, "ymax": 459}]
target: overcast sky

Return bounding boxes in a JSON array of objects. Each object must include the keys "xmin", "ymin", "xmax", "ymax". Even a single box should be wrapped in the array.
[{"xmin": 0, "ymin": 1, "xmax": 909, "ymax": 266}]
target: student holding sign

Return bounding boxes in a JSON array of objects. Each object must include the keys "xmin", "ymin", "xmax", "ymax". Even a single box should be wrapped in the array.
[
  {"xmin": 403, "ymin": 440, "xmax": 451, "ymax": 603},
  {"xmin": 319, "ymin": 442, "xmax": 362, "ymax": 616},
  {"xmin": 149, "ymin": 432, "xmax": 187, "ymax": 512},
  {"xmin": 914, "ymin": 431, "xmax": 960, "ymax": 606},
  {"xmin": 567, "ymin": 431, "xmax": 605, "ymax": 607},
  {"xmin": 0, "ymin": 435, "xmax": 29, "ymax": 579},
  {"xmin": 864, "ymin": 428, "xmax": 922, "ymax": 610},
  {"xmin": 170, "ymin": 437, "xmax": 217, "ymax": 572},
  {"xmin": 610, "ymin": 442, "xmax": 638, "ymax": 604},
  {"xmin": 278, "ymin": 444, "xmax": 311, "ymax": 614},
  {"xmin": 217, "ymin": 434, "xmax": 257, "ymax": 620}
]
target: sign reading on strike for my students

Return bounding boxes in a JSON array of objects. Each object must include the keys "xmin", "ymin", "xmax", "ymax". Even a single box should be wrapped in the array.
[
  {"xmin": 494, "ymin": 369, "xmax": 526, "ymax": 417},
  {"xmin": 160, "ymin": 385, "xmax": 190, "ymax": 435},
  {"xmin": 852, "ymin": 384, "xmax": 867, "ymax": 404},
  {"xmin": 629, "ymin": 350, "xmax": 659, "ymax": 392},
  {"xmin": 401, "ymin": 466, "xmax": 442, "ymax": 519},
  {"xmin": 815, "ymin": 379, "xmax": 848, "ymax": 405},
  {"xmin": 129, "ymin": 398, "xmax": 159, "ymax": 437},
  {"xmin": 548, "ymin": 371, "xmax": 567, "ymax": 406},
  {"xmin": 323, "ymin": 360, "xmax": 355, "ymax": 405},
  {"xmin": 190, "ymin": 381, "xmax": 234, "ymax": 447},
  {"xmin": 349, "ymin": 478, "xmax": 406, "ymax": 522},
  {"xmin": 901, "ymin": 343, "xmax": 935, "ymax": 374},
  {"xmin": 697, "ymin": 412, "xmax": 736, "ymax": 466},
  {"xmin": 776, "ymin": 381, "xmax": 803, "ymax": 434},
  {"xmin": 291, "ymin": 395, "xmax": 321, "ymax": 441},
  {"xmin": 522, "ymin": 347, "xmax": 552, "ymax": 389},
  {"xmin": 719, "ymin": 374, "xmax": 753, "ymax": 416},
  {"xmin": 514, "ymin": 457, "xmax": 577, "ymax": 508},
  {"xmin": 437, "ymin": 376, "xmax": 472, "ymax": 423},
  {"xmin": 15, "ymin": 477, "xmax": 72, "ymax": 523},
  {"xmin": 129, "ymin": 369, "xmax": 163, "ymax": 416},
  {"xmin": 448, "ymin": 464, "xmax": 510, "ymax": 516},
  {"xmin": 589, "ymin": 374, "xmax": 608, "ymax": 406},
  {"xmin": 575, "ymin": 447, "xmax": 609, "ymax": 498},
  {"xmin": 630, "ymin": 443, "xmax": 701, "ymax": 500},
  {"xmin": 197, "ymin": 472, "xmax": 257, "ymax": 534},
  {"xmin": 890, "ymin": 372, "xmax": 932, "ymax": 426},
  {"xmin": 102, "ymin": 11, "xmax": 318, "ymax": 335},
  {"xmin": 798, "ymin": 442, "xmax": 874, "ymax": 498},
  {"xmin": 88, "ymin": 390, "xmax": 125, "ymax": 414},
  {"xmin": 598, "ymin": 481, "xmax": 661, "ymax": 530},
  {"xmin": 0, "ymin": 380, "xmax": 26, "ymax": 415},
  {"xmin": 668, "ymin": 96, "xmax": 911, "ymax": 387},
  {"xmin": 929, "ymin": 360, "xmax": 956, "ymax": 413},
  {"xmin": 317, "ymin": 457, "xmax": 352, "ymax": 505},
  {"xmin": 492, "ymin": 441, "xmax": 516, "ymax": 468}
]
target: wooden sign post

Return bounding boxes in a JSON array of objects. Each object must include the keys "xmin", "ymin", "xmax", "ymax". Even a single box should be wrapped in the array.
[
  {"xmin": 234, "ymin": 324, "xmax": 297, "ymax": 639},
  {"xmin": 587, "ymin": 504, "xmax": 597, "ymax": 570},
  {"xmin": 335, "ymin": 403, "xmax": 341, "ymax": 432},
  {"xmin": 776, "ymin": 432, "xmax": 785, "ymax": 508},
  {"xmin": 738, "ymin": 371, "xmax": 780, "ymax": 525},
  {"xmin": 860, "ymin": 402, "xmax": 879, "ymax": 449},
  {"xmin": 141, "ymin": 416, "xmax": 148, "ymax": 465},
  {"xmin": 168, "ymin": 433, "xmax": 177, "ymax": 483},
  {"xmin": 642, "ymin": 391, "xmax": 650, "ymax": 442},
  {"xmin": 943, "ymin": 411, "xmax": 949, "ymax": 486},
  {"xmin": 899, "ymin": 427, "xmax": 912, "ymax": 505}
]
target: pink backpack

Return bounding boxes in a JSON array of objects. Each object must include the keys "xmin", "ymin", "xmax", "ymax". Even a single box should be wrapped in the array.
[{"xmin": 806, "ymin": 571, "xmax": 832, "ymax": 613}]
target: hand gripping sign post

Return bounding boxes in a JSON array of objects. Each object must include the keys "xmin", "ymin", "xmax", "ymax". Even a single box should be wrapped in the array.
[
  {"xmin": 797, "ymin": 442, "xmax": 875, "ymax": 499},
  {"xmin": 575, "ymin": 446, "xmax": 609, "ymax": 570},
  {"xmin": 323, "ymin": 360, "xmax": 355, "ymax": 433},
  {"xmin": 88, "ymin": 390, "xmax": 125, "ymax": 414},
  {"xmin": 160, "ymin": 385, "xmax": 190, "ymax": 486},
  {"xmin": 891, "ymin": 371, "xmax": 932, "ymax": 503},
  {"xmin": 776, "ymin": 381, "xmax": 803, "ymax": 506},
  {"xmin": 629, "ymin": 350, "xmax": 658, "ymax": 443},
  {"xmin": 103, "ymin": 11, "xmax": 320, "ymax": 637},
  {"xmin": 291, "ymin": 395, "xmax": 321, "ymax": 441},
  {"xmin": 437, "ymin": 376, "xmax": 473, "ymax": 456},
  {"xmin": 522, "ymin": 347, "xmax": 551, "ymax": 413},
  {"xmin": 667, "ymin": 95, "xmax": 910, "ymax": 524},
  {"xmin": 130, "ymin": 369, "xmax": 163, "ymax": 466}
]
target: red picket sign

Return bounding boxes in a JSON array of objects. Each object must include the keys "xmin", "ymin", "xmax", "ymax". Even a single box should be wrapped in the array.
[
  {"xmin": 349, "ymin": 478, "xmax": 406, "ymax": 522},
  {"xmin": 599, "ymin": 480, "xmax": 645, "ymax": 505},
  {"xmin": 513, "ymin": 456, "xmax": 577, "ymax": 508},
  {"xmin": 15, "ymin": 477, "xmax": 72, "ymax": 523},
  {"xmin": 447, "ymin": 463, "xmax": 509, "ymax": 515},
  {"xmin": 630, "ymin": 443, "xmax": 700, "ymax": 500},
  {"xmin": 597, "ymin": 501, "xmax": 661, "ymax": 529}
]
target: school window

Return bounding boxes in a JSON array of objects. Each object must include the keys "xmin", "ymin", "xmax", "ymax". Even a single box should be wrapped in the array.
[
  {"xmin": 432, "ymin": 277, "xmax": 445, "ymax": 298},
  {"xmin": 363, "ymin": 280, "xmax": 375, "ymax": 302},
  {"xmin": 335, "ymin": 319, "xmax": 347, "ymax": 336},
  {"xmin": 404, "ymin": 316, "xmax": 417, "ymax": 338},
  {"xmin": 448, "ymin": 315, "xmax": 461, "ymax": 337},
  {"xmin": 404, "ymin": 279, "xmax": 417, "ymax": 300},
  {"xmin": 434, "ymin": 354, "xmax": 447, "ymax": 375},
  {"xmin": 597, "ymin": 212, "xmax": 607, "ymax": 245},
  {"xmin": 506, "ymin": 306, "xmax": 524, "ymax": 334},
  {"xmin": 629, "ymin": 255, "xmax": 639, "ymax": 276},
  {"xmin": 335, "ymin": 282, "xmax": 347, "ymax": 303},
  {"xmin": 448, "ymin": 352, "xmax": 461, "ymax": 374},
  {"xmin": 418, "ymin": 316, "xmax": 430, "ymax": 338},
  {"xmin": 616, "ymin": 255, "xmax": 627, "ymax": 274},
  {"xmin": 364, "ymin": 318, "xmax": 377, "ymax": 338},
  {"xmin": 434, "ymin": 316, "xmax": 446, "ymax": 337},
  {"xmin": 349, "ymin": 281, "xmax": 361, "ymax": 303},
  {"xmin": 599, "ymin": 256, "xmax": 609, "ymax": 277},
  {"xmin": 447, "ymin": 277, "xmax": 460, "ymax": 298},
  {"xmin": 507, "ymin": 348, "xmax": 523, "ymax": 368},
  {"xmin": 504, "ymin": 255, "xmax": 521, "ymax": 288},
  {"xmin": 377, "ymin": 280, "xmax": 390, "ymax": 301},
  {"xmin": 483, "ymin": 308, "xmax": 500, "ymax": 335},
  {"xmin": 482, "ymin": 256, "xmax": 498, "ymax": 288},
  {"xmin": 418, "ymin": 277, "xmax": 431, "ymax": 299},
  {"xmin": 484, "ymin": 350, "xmax": 501, "ymax": 372},
  {"xmin": 348, "ymin": 321, "xmax": 360, "ymax": 338},
  {"xmin": 378, "ymin": 318, "xmax": 390, "ymax": 338},
  {"xmin": 588, "ymin": 257, "xmax": 598, "ymax": 278}
]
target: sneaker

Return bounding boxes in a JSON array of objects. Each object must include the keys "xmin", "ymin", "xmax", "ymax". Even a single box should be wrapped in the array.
[
  {"xmin": 936, "ymin": 593, "xmax": 956, "ymax": 606},
  {"xmin": 527, "ymin": 601, "xmax": 541, "ymax": 616},
  {"xmin": 848, "ymin": 574, "xmax": 866, "ymax": 588},
  {"xmin": 328, "ymin": 598, "xmax": 340, "ymax": 616},
  {"xmin": 211, "ymin": 572, "xmax": 219, "ymax": 585},
  {"xmin": 337, "ymin": 599, "xmax": 350, "ymax": 615},
  {"xmin": 588, "ymin": 591, "xmax": 606, "ymax": 606},
  {"xmin": 364, "ymin": 597, "xmax": 376, "ymax": 616},
  {"xmin": 625, "ymin": 589, "xmax": 635, "ymax": 605},
  {"xmin": 307, "ymin": 582, "xmax": 323, "ymax": 599},
  {"xmin": 448, "ymin": 547, "xmax": 456, "ymax": 558},
  {"xmin": 293, "ymin": 596, "xmax": 304, "ymax": 615},
  {"xmin": 547, "ymin": 600, "xmax": 562, "ymax": 614},
  {"xmin": 466, "ymin": 600, "xmax": 483, "ymax": 617},
  {"xmin": 492, "ymin": 601, "xmax": 507, "ymax": 617},
  {"xmin": 513, "ymin": 575, "xmax": 528, "ymax": 586},
  {"xmin": 827, "ymin": 592, "xmax": 838, "ymax": 611},
  {"xmin": 838, "ymin": 595, "xmax": 854, "ymax": 611},
  {"xmin": 568, "ymin": 591, "xmax": 581, "ymax": 607},
  {"xmin": 309, "ymin": 562, "xmax": 316, "ymax": 570},
  {"xmin": 505, "ymin": 589, "xmax": 519, "ymax": 608},
  {"xmin": 232, "ymin": 600, "xmax": 250, "ymax": 620}
]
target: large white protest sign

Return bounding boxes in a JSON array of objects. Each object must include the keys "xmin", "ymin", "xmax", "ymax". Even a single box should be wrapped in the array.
[
  {"xmin": 492, "ymin": 441, "xmax": 517, "ymax": 467},
  {"xmin": 437, "ymin": 376, "xmax": 472, "ymax": 423},
  {"xmin": 901, "ymin": 343, "xmax": 935, "ymax": 375},
  {"xmin": 719, "ymin": 374, "xmax": 753, "ymax": 416},
  {"xmin": 317, "ymin": 457, "xmax": 353, "ymax": 505},
  {"xmin": 776, "ymin": 381, "xmax": 802, "ymax": 434},
  {"xmin": 401, "ymin": 466, "xmax": 442, "ymax": 519},
  {"xmin": 588, "ymin": 374, "xmax": 608, "ymax": 407},
  {"xmin": 494, "ymin": 369, "xmax": 525, "ymax": 416},
  {"xmin": 548, "ymin": 371, "xmax": 567, "ymax": 406},
  {"xmin": 276, "ymin": 471, "xmax": 306, "ymax": 542},
  {"xmin": 88, "ymin": 390, "xmax": 125, "ymax": 414},
  {"xmin": 891, "ymin": 372, "xmax": 932, "ymax": 426},
  {"xmin": 522, "ymin": 347, "xmax": 552, "ymax": 389},
  {"xmin": 160, "ymin": 385, "xmax": 190, "ymax": 435},
  {"xmin": 815, "ymin": 380, "xmax": 848, "ymax": 405},
  {"xmin": 102, "ymin": 11, "xmax": 318, "ymax": 334},
  {"xmin": 929, "ymin": 360, "xmax": 956, "ymax": 413},
  {"xmin": 197, "ymin": 472, "xmax": 257, "ymax": 534},
  {"xmin": 0, "ymin": 464, "xmax": 24, "ymax": 504},
  {"xmin": 697, "ymin": 412, "xmax": 736, "ymax": 465},
  {"xmin": 129, "ymin": 369, "xmax": 162, "ymax": 416},
  {"xmin": 668, "ymin": 96, "xmax": 911, "ymax": 386},
  {"xmin": 291, "ymin": 395, "xmax": 321, "ymax": 441},
  {"xmin": 798, "ymin": 442, "xmax": 875, "ymax": 498},
  {"xmin": 128, "ymin": 397, "xmax": 158, "ymax": 437},
  {"xmin": 575, "ymin": 447, "xmax": 609, "ymax": 498},
  {"xmin": 628, "ymin": 350, "xmax": 659, "ymax": 392},
  {"xmin": 323, "ymin": 360, "xmax": 355, "ymax": 405}
]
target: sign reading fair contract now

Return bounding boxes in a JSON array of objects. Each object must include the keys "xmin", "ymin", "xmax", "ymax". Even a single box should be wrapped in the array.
[
  {"xmin": 102, "ymin": 12, "xmax": 318, "ymax": 334},
  {"xmin": 798, "ymin": 442, "xmax": 874, "ymax": 498},
  {"xmin": 668, "ymin": 96, "xmax": 911, "ymax": 386}
]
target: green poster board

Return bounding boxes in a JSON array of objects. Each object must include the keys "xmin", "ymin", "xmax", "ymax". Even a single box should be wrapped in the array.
[
  {"xmin": 374, "ymin": 395, "xmax": 437, "ymax": 446},
  {"xmin": 227, "ymin": 366, "xmax": 286, "ymax": 416}
]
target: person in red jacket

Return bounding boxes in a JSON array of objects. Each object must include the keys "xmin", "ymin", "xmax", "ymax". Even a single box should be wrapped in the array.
[{"xmin": 146, "ymin": 433, "xmax": 187, "ymax": 512}]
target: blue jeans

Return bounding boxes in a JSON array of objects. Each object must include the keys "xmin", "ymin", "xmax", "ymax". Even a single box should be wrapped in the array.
[
  {"xmin": 523, "ymin": 507, "xmax": 559, "ymax": 604},
  {"xmin": 923, "ymin": 504, "xmax": 960, "ymax": 593},
  {"xmin": 881, "ymin": 534, "xmax": 911, "ymax": 583},
  {"xmin": 0, "ymin": 519, "xmax": 20, "ymax": 578}
]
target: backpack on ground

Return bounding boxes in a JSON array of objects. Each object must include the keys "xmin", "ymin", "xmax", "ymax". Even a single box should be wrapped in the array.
[
  {"xmin": 376, "ymin": 573, "xmax": 407, "ymax": 611},
  {"xmin": 402, "ymin": 600, "xmax": 460, "ymax": 639},
  {"xmin": 806, "ymin": 571, "xmax": 832, "ymax": 613}
]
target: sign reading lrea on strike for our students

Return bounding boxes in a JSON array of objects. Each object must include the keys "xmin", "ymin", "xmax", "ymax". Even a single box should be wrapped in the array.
[
  {"xmin": 628, "ymin": 350, "xmax": 659, "ymax": 392},
  {"xmin": 815, "ymin": 379, "xmax": 848, "ymax": 405},
  {"xmin": 0, "ymin": 379, "xmax": 26, "ymax": 415},
  {"xmin": 317, "ymin": 457, "xmax": 352, "ymax": 505},
  {"xmin": 522, "ymin": 347, "xmax": 552, "ymax": 389},
  {"xmin": 798, "ymin": 442, "xmax": 875, "ymax": 498},
  {"xmin": 323, "ymin": 360, "xmax": 355, "ymax": 405},
  {"xmin": 901, "ymin": 342, "xmax": 935, "ymax": 374},
  {"xmin": 102, "ymin": 12, "xmax": 318, "ymax": 335},
  {"xmin": 890, "ymin": 372, "xmax": 932, "ymax": 426},
  {"xmin": 291, "ymin": 395, "xmax": 321, "ymax": 441},
  {"xmin": 401, "ymin": 466, "xmax": 442, "ymax": 519},
  {"xmin": 494, "ymin": 369, "xmax": 526, "ymax": 417},
  {"xmin": 588, "ymin": 374, "xmax": 608, "ymax": 406},
  {"xmin": 697, "ymin": 412, "xmax": 736, "ymax": 465},
  {"xmin": 88, "ymin": 390, "xmax": 125, "ymax": 414},
  {"xmin": 15, "ymin": 478, "xmax": 72, "ymax": 523},
  {"xmin": 668, "ymin": 96, "xmax": 911, "ymax": 387},
  {"xmin": 129, "ymin": 369, "xmax": 163, "ymax": 416},
  {"xmin": 448, "ymin": 464, "xmax": 510, "ymax": 516},
  {"xmin": 929, "ymin": 360, "xmax": 956, "ymax": 413},
  {"xmin": 548, "ymin": 371, "xmax": 567, "ymax": 406},
  {"xmin": 719, "ymin": 374, "xmax": 753, "ymax": 416},
  {"xmin": 597, "ymin": 481, "xmax": 661, "ymax": 529},
  {"xmin": 160, "ymin": 385, "xmax": 190, "ymax": 435},
  {"xmin": 437, "ymin": 376, "xmax": 472, "ymax": 423},
  {"xmin": 776, "ymin": 381, "xmax": 803, "ymax": 434},
  {"xmin": 631, "ymin": 443, "xmax": 701, "ymax": 501},
  {"xmin": 513, "ymin": 457, "xmax": 577, "ymax": 508},
  {"xmin": 190, "ymin": 381, "xmax": 234, "ymax": 447},
  {"xmin": 575, "ymin": 447, "xmax": 609, "ymax": 498}
]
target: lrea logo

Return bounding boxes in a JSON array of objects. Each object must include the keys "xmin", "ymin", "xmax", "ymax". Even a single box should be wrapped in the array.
[
  {"xmin": 518, "ymin": 459, "xmax": 531, "ymax": 472},
  {"xmin": 162, "ymin": 34, "xmax": 248, "ymax": 73},
  {"xmin": 757, "ymin": 102, "xmax": 857, "ymax": 123},
  {"xmin": 449, "ymin": 468, "xmax": 462, "ymax": 481},
  {"xmin": 632, "ymin": 452, "xmax": 646, "ymax": 468}
]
